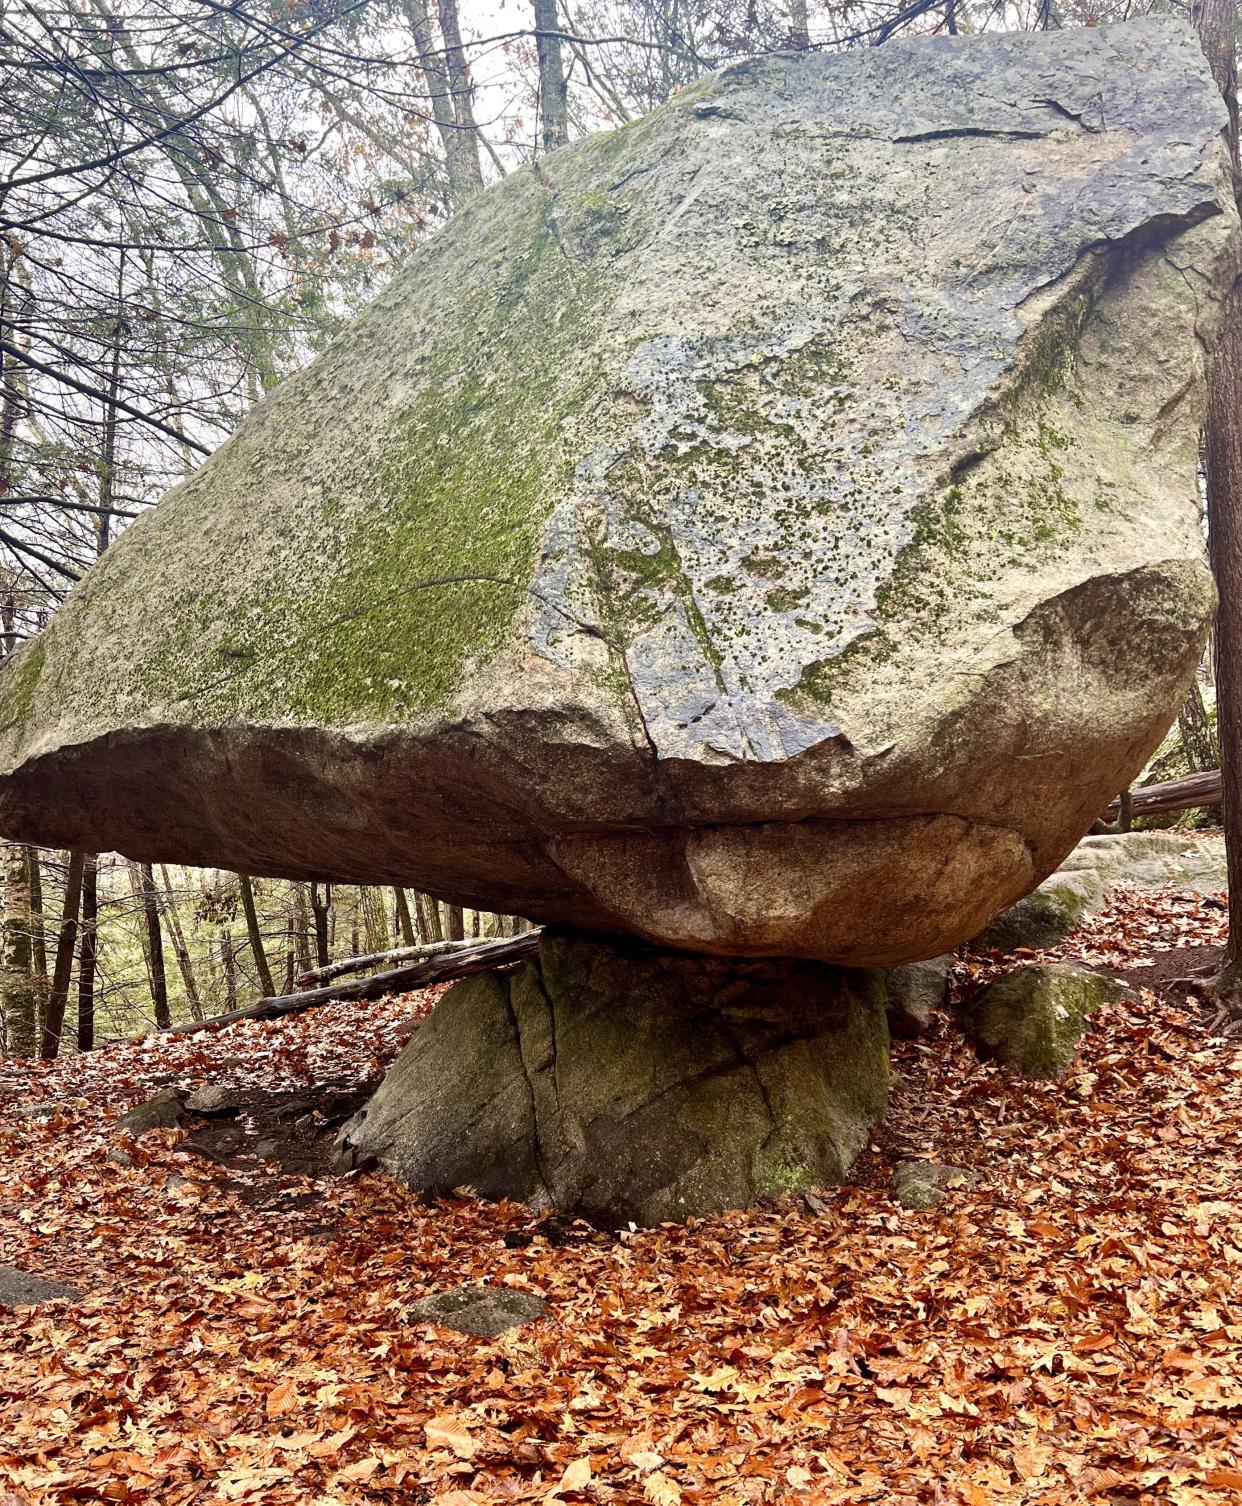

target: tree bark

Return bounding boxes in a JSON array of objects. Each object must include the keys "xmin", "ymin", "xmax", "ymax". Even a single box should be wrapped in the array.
[
  {"xmin": 40, "ymin": 849, "xmax": 85, "ymax": 1058},
  {"xmin": 403, "ymin": 0, "xmax": 484, "ymax": 206},
  {"xmin": 310, "ymin": 881, "xmax": 331, "ymax": 967},
  {"xmin": 392, "ymin": 888, "xmax": 415, "ymax": 946},
  {"xmin": 3, "ymin": 841, "xmax": 38, "ymax": 1056},
  {"xmin": 292, "ymin": 883, "xmax": 312, "ymax": 972},
  {"xmin": 534, "ymin": 0, "xmax": 569, "ymax": 153},
  {"xmin": 1179, "ymin": 679, "xmax": 1217, "ymax": 771},
  {"xmin": 159, "ymin": 865, "xmax": 202, "ymax": 1021},
  {"xmin": 788, "ymin": 0, "xmax": 810, "ymax": 50},
  {"xmin": 220, "ymin": 926, "xmax": 238, "ymax": 1012},
  {"xmin": 77, "ymin": 854, "xmax": 98, "ymax": 1052},
  {"xmin": 415, "ymin": 892, "xmax": 444, "ymax": 944},
  {"xmin": 445, "ymin": 903, "xmax": 465, "ymax": 942},
  {"xmin": 1198, "ymin": 0, "xmax": 1242, "ymax": 1010},
  {"xmin": 137, "ymin": 862, "xmax": 171, "ymax": 1029},
  {"xmin": 239, "ymin": 874, "xmax": 276, "ymax": 997},
  {"xmin": 297, "ymin": 936, "xmax": 480, "ymax": 987}
]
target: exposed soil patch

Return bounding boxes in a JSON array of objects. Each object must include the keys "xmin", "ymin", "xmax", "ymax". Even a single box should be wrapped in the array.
[
  {"xmin": 1100, "ymin": 940, "xmax": 1225, "ymax": 1004},
  {"xmin": 175, "ymin": 1083, "xmax": 374, "ymax": 1209}
]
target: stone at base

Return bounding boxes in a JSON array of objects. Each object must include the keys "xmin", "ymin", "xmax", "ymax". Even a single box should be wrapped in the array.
[
  {"xmin": 336, "ymin": 930, "xmax": 889, "ymax": 1225},
  {"xmin": 0, "ymin": 1266, "xmax": 78, "ymax": 1307},
  {"xmin": 408, "ymin": 1284, "xmax": 547, "ymax": 1337},
  {"xmin": 891, "ymin": 1161, "xmax": 980, "ymax": 1210},
  {"xmin": 969, "ymin": 963, "xmax": 1132, "ymax": 1079}
]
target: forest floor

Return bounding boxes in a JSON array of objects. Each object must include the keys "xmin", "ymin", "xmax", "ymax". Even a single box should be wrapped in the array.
[{"xmin": 2, "ymin": 887, "xmax": 1242, "ymax": 1506}]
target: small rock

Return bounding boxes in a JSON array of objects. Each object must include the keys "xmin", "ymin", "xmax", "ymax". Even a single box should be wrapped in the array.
[
  {"xmin": 892, "ymin": 1161, "xmax": 979, "ymax": 1210},
  {"xmin": 969, "ymin": 963, "xmax": 1132, "ymax": 1079},
  {"xmin": 883, "ymin": 955, "xmax": 952, "ymax": 1037},
  {"xmin": 185, "ymin": 1084, "xmax": 241, "ymax": 1116},
  {"xmin": 408, "ymin": 1283, "xmax": 548, "ymax": 1338},
  {"xmin": 106, "ymin": 1147, "xmax": 134, "ymax": 1166},
  {"xmin": 219, "ymin": 1056, "xmax": 245, "ymax": 1069},
  {"xmin": 253, "ymin": 1137, "xmax": 283, "ymax": 1161},
  {"xmin": 116, "ymin": 1088, "xmax": 188, "ymax": 1135},
  {"xmin": 12, "ymin": 1103, "xmax": 55, "ymax": 1120},
  {"xmin": 0, "ymin": 1266, "xmax": 78, "ymax": 1307}
]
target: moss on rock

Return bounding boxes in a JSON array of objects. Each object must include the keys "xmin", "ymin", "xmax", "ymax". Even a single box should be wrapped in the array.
[{"xmin": 969, "ymin": 963, "xmax": 1131, "ymax": 1079}]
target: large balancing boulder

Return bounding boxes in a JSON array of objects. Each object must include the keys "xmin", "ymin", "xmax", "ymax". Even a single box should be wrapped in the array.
[
  {"xmin": 0, "ymin": 20, "xmax": 1236, "ymax": 965},
  {"xmin": 335, "ymin": 930, "xmax": 889, "ymax": 1224}
]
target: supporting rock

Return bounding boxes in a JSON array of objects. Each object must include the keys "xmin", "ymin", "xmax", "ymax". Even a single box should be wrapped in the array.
[{"xmin": 336, "ymin": 930, "xmax": 889, "ymax": 1225}]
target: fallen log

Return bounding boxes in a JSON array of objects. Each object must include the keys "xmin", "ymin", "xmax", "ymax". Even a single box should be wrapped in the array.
[
  {"xmin": 295, "ymin": 937, "xmax": 479, "ymax": 988},
  {"xmin": 161, "ymin": 930, "xmax": 543, "ymax": 1036},
  {"xmin": 1104, "ymin": 768, "xmax": 1222, "ymax": 822}
]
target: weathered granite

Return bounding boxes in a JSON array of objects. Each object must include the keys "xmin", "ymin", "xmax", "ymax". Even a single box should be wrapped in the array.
[
  {"xmin": 335, "ymin": 929, "xmax": 889, "ymax": 1224},
  {"xmin": 0, "ymin": 21, "xmax": 1234, "ymax": 966},
  {"xmin": 884, "ymin": 955, "xmax": 953, "ymax": 1036},
  {"xmin": 974, "ymin": 830, "xmax": 1228, "ymax": 951},
  {"xmin": 408, "ymin": 1285, "xmax": 548, "ymax": 1337},
  {"xmin": 892, "ymin": 1161, "xmax": 980, "ymax": 1210}
]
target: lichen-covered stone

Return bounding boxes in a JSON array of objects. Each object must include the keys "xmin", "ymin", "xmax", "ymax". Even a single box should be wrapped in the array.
[
  {"xmin": 0, "ymin": 22, "xmax": 1235, "ymax": 965},
  {"xmin": 891, "ymin": 1161, "xmax": 979, "ymax": 1210},
  {"xmin": 116, "ymin": 1089, "xmax": 189, "ymax": 1134},
  {"xmin": 335, "ymin": 929, "xmax": 888, "ymax": 1224},
  {"xmin": 408, "ymin": 1284, "xmax": 547, "ymax": 1337},
  {"xmin": 969, "ymin": 963, "xmax": 1131, "ymax": 1079}
]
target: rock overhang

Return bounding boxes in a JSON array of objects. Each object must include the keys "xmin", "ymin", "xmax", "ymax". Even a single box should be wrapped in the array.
[{"xmin": 0, "ymin": 18, "xmax": 1234, "ymax": 965}]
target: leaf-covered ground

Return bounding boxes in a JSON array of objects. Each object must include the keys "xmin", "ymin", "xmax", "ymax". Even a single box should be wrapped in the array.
[{"xmin": 2, "ymin": 888, "xmax": 1241, "ymax": 1506}]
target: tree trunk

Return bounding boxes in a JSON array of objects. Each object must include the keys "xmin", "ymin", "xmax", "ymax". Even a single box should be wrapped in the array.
[
  {"xmin": 159, "ymin": 864, "xmax": 202, "ymax": 1021},
  {"xmin": 77, "ymin": 855, "xmax": 98, "ymax": 1052},
  {"xmin": 788, "ymin": 0, "xmax": 810, "ymax": 50},
  {"xmin": 445, "ymin": 903, "xmax": 465, "ymax": 942},
  {"xmin": 360, "ymin": 885, "xmax": 391, "ymax": 957},
  {"xmin": 137, "ymin": 862, "xmax": 171, "ymax": 1029},
  {"xmin": 1198, "ymin": 0, "xmax": 1242, "ymax": 1010},
  {"xmin": 394, "ymin": 888, "xmax": 416, "ymax": 946},
  {"xmin": 292, "ymin": 883, "xmax": 312, "ymax": 972},
  {"xmin": 403, "ymin": 0, "xmax": 484, "ymax": 207},
  {"xmin": 27, "ymin": 847, "xmax": 47, "ymax": 990},
  {"xmin": 3, "ymin": 841, "xmax": 38, "ymax": 1056},
  {"xmin": 416, "ymin": 892, "xmax": 444, "ymax": 944},
  {"xmin": 311, "ymin": 881, "xmax": 331, "ymax": 967},
  {"xmin": 40, "ymin": 849, "xmax": 85, "ymax": 1058},
  {"xmin": 220, "ymin": 926, "xmax": 238, "ymax": 1011},
  {"xmin": 534, "ymin": 0, "xmax": 569, "ymax": 153},
  {"xmin": 239, "ymin": 874, "xmax": 276, "ymax": 997},
  {"xmin": 1179, "ymin": 679, "xmax": 1217, "ymax": 771}
]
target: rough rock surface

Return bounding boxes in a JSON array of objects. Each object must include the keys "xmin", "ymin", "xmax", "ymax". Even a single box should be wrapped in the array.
[
  {"xmin": 0, "ymin": 1266, "xmax": 78, "ymax": 1307},
  {"xmin": 408, "ymin": 1285, "xmax": 548, "ymax": 1337},
  {"xmin": 891, "ymin": 1162, "xmax": 980, "ymax": 1210},
  {"xmin": 974, "ymin": 830, "xmax": 1227, "ymax": 952},
  {"xmin": 0, "ymin": 21, "xmax": 1235, "ymax": 966},
  {"xmin": 116, "ymin": 1089, "xmax": 189, "ymax": 1135},
  {"xmin": 335, "ymin": 930, "xmax": 889, "ymax": 1224},
  {"xmin": 970, "ymin": 963, "xmax": 1131, "ymax": 1079},
  {"xmin": 884, "ymin": 956, "xmax": 952, "ymax": 1036}
]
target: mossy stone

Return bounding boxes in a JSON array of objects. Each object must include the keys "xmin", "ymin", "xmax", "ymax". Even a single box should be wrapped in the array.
[
  {"xmin": 969, "ymin": 963, "xmax": 1131, "ymax": 1079},
  {"xmin": 337, "ymin": 929, "xmax": 889, "ymax": 1225}
]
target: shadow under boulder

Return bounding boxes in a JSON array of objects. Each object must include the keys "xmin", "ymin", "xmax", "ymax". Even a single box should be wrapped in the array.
[{"xmin": 336, "ymin": 929, "xmax": 889, "ymax": 1226}]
